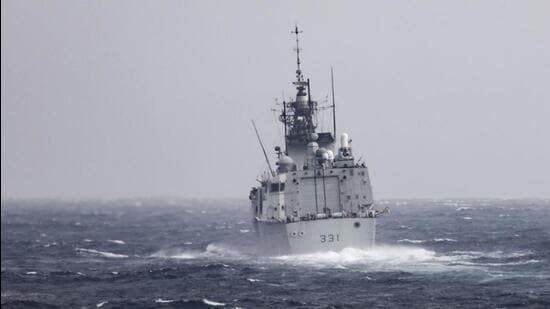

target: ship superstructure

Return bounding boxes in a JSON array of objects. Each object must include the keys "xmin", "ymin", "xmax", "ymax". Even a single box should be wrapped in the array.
[{"xmin": 248, "ymin": 27, "xmax": 387, "ymax": 255}]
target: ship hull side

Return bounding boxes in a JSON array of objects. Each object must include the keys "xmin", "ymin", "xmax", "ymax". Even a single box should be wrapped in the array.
[{"xmin": 255, "ymin": 218, "xmax": 376, "ymax": 255}]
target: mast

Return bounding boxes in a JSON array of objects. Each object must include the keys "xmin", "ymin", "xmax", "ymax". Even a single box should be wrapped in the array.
[
  {"xmin": 279, "ymin": 26, "xmax": 334, "ymax": 169},
  {"xmin": 292, "ymin": 25, "xmax": 303, "ymax": 82},
  {"xmin": 331, "ymin": 67, "xmax": 337, "ymax": 139},
  {"xmin": 307, "ymin": 78, "xmax": 313, "ymax": 134},
  {"xmin": 283, "ymin": 100, "xmax": 288, "ymax": 153}
]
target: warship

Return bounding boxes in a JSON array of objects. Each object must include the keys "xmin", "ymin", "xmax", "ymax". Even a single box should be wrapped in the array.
[{"xmin": 248, "ymin": 26, "xmax": 388, "ymax": 255}]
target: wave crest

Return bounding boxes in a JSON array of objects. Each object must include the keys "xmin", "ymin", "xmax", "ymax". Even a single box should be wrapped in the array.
[
  {"xmin": 274, "ymin": 246, "xmax": 437, "ymax": 267},
  {"xmin": 76, "ymin": 248, "xmax": 128, "ymax": 258},
  {"xmin": 150, "ymin": 243, "xmax": 243, "ymax": 260}
]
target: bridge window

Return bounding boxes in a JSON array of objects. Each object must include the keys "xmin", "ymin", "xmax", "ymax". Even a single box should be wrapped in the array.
[{"xmin": 270, "ymin": 183, "xmax": 285, "ymax": 192}]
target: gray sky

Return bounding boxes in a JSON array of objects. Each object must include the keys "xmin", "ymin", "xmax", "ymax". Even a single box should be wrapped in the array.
[{"xmin": 2, "ymin": 0, "xmax": 549, "ymax": 199}]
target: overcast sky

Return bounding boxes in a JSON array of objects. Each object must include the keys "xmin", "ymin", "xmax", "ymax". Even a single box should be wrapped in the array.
[{"xmin": 2, "ymin": 0, "xmax": 549, "ymax": 200}]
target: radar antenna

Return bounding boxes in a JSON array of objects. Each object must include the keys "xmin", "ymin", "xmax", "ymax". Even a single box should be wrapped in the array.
[
  {"xmin": 292, "ymin": 25, "xmax": 303, "ymax": 82},
  {"xmin": 331, "ymin": 67, "xmax": 337, "ymax": 139}
]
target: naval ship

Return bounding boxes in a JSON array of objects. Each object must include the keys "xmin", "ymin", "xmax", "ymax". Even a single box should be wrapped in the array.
[{"xmin": 248, "ymin": 27, "xmax": 388, "ymax": 255}]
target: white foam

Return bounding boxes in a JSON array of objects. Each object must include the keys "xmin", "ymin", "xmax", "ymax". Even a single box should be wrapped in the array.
[
  {"xmin": 433, "ymin": 238, "xmax": 457, "ymax": 242},
  {"xmin": 150, "ymin": 243, "xmax": 243, "ymax": 260},
  {"xmin": 451, "ymin": 250, "xmax": 533, "ymax": 259},
  {"xmin": 270, "ymin": 246, "xmax": 540, "ymax": 272},
  {"xmin": 247, "ymin": 278, "xmax": 261, "ymax": 282},
  {"xmin": 25, "ymin": 271, "xmax": 37, "ymax": 275},
  {"xmin": 96, "ymin": 301, "xmax": 108, "ymax": 308},
  {"xmin": 239, "ymin": 229, "xmax": 250, "ymax": 233},
  {"xmin": 150, "ymin": 250, "xmax": 198, "ymax": 259},
  {"xmin": 43, "ymin": 242, "xmax": 57, "ymax": 248},
  {"xmin": 455, "ymin": 207, "xmax": 472, "ymax": 211},
  {"xmin": 108, "ymin": 239, "xmax": 126, "ymax": 245},
  {"xmin": 452, "ymin": 259, "xmax": 540, "ymax": 267},
  {"xmin": 203, "ymin": 298, "xmax": 225, "ymax": 306},
  {"xmin": 462, "ymin": 216, "xmax": 472, "ymax": 220},
  {"xmin": 397, "ymin": 239, "xmax": 426, "ymax": 244},
  {"xmin": 274, "ymin": 246, "xmax": 437, "ymax": 268},
  {"xmin": 76, "ymin": 248, "xmax": 128, "ymax": 258},
  {"xmin": 154, "ymin": 298, "xmax": 175, "ymax": 303}
]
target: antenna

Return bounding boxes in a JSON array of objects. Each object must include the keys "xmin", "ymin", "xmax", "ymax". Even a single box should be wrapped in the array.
[
  {"xmin": 331, "ymin": 67, "xmax": 337, "ymax": 140},
  {"xmin": 291, "ymin": 25, "xmax": 303, "ymax": 82},
  {"xmin": 251, "ymin": 119, "xmax": 275, "ymax": 176},
  {"xmin": 283, "ymin": 100, "xmax": 288, "ymax": 153},
  {"xmin": 307, "ymin": 78, "xmax": 314, "ymax": 134}
]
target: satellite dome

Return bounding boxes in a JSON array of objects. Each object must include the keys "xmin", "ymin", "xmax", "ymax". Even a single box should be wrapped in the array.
[
  {"xmin": 307, "ymin": 141, "xmax": 319, "ymax": 155},
  {"xmin": 276, "ymin": 155, "xmax": 296, "ymax": 173}
]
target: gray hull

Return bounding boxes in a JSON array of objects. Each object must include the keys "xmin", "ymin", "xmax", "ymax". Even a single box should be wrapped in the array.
[{"xmin": 254, "ymin": 218, "xmax": 376, "ymax": 255}]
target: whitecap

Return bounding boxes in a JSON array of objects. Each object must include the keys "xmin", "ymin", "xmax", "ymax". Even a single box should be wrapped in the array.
[
  {"xmin": 150, "ymin": 244, "xmax": 243, "ymax": 260},
  {"xmin": 76, "ymin": 248, "xmax": 128, "ymax": 258},
  {"xmin": 150, "ymin": 249, "xmax": 198, "ymax": 259},
  {"xmin": 397, "ymin": 239, "xmax": 426, "ymax": 244},
  {"xmin": 204, "ymin": 243, "xmax": 243, "ymax": 259},
  {"xmin": 449, "ymin": 259, "xmax": 540, "ymax": 267},
  {"xmin": 25, "ymin": 271, "xmax": 37, "ymax": 275},
  {"xmin": 108, "ymin": 239, "xmax": 126, "ymax": 245},
  {"xmin": 433, "ymin": 238, "xmax": 457, "ymax": 242},
  {"xmin": 455, "ymin": 207, "xmax": 472, "ymax": 211},
  {"xmin": 239, "ymin": 229, "xmax": 250, "ymax": 233},
  {"xmin": 44, "ymin": 242, "xmax": 57, "ymax": 248},
  {"xmin": 154, "ymin": 298, "xmax": 175, "ymax": 303},
  {"xmin": 247, "ymin": 278, "xmax": 261, "ymax": 282},
  {"xmin": 451, "ymin": 250, "xmax": 534, "ymax": 259},
  {"xmin": 270, "ymin": 245, "xmax": 532, "ymax": 273},
  {"xmin": 462, "ymin": 216, "xmax": 472, "ymax": 220},
  {"xmin": 274, "ymin": 246, "xmax": 437, "ymax": 267},
  {"xmin": 96, "ymin": 301, "xmax": 108, "ymax": 308},
  {"xmin": 203, "ymin": 298, "xmax": 225, "ymax": 306}
]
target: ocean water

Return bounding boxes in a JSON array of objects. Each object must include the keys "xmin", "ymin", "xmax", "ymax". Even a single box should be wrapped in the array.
[{"xmin": 1, "ymin": 198, "xmax": 549, "ymax": 308}]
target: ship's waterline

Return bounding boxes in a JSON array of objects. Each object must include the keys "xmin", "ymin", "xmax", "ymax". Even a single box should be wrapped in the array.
[{"xmin": 255, "ymin": 218, "xmax": 376, "ymax": 255}]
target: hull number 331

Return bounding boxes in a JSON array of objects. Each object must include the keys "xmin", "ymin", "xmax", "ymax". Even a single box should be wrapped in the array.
[{"xmin": 320, "ymin": 234, "xmax": 340, "ymax": 243}]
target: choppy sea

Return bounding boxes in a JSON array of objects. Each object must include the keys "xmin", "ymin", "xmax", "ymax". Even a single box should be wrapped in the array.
[{"xmin": 1, "ymin": 198, "xmax": 549, "ymax": 308}]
